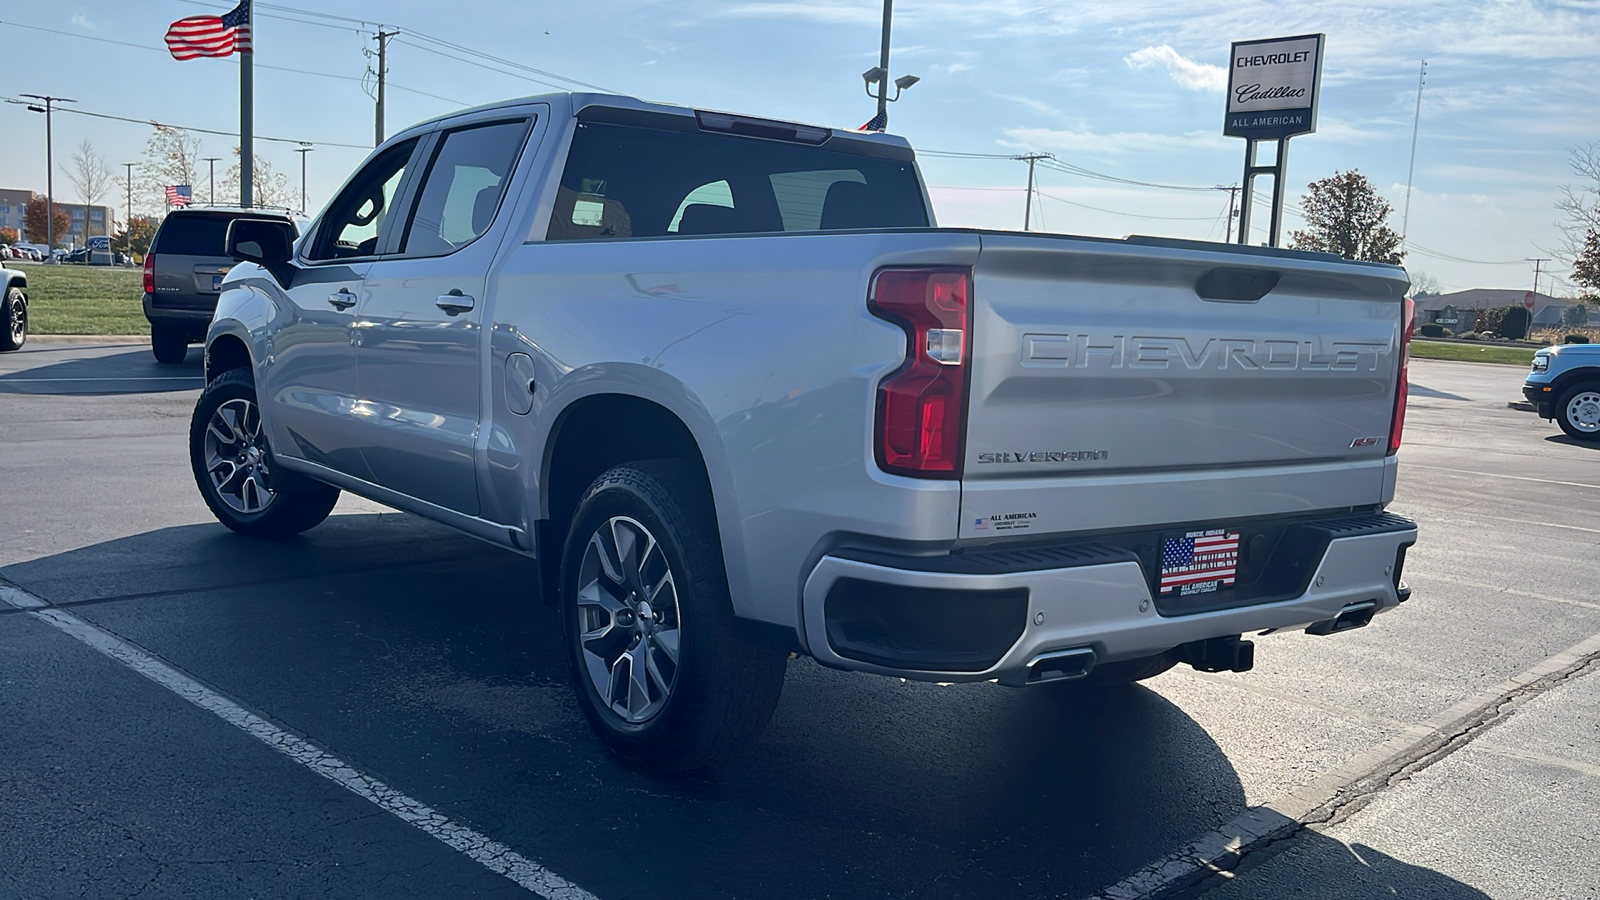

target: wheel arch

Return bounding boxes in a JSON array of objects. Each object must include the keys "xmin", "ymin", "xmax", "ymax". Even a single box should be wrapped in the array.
[{"xmin": 204, "ymin": 332, "xmax": 253, "ymax": 383}]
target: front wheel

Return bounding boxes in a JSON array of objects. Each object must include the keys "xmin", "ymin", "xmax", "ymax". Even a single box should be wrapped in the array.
[
  {"xmin": 189, "ymin": 368, "xmax": 340, "ymax": 538},
  {"xmin": 0, "ymin": 286, "xmax": 26, "ymax": 351},
  {"xmin": 561, "ymin": 462, "xmax": 787, "ymax": 773},
  {"xmin": 1556, "ymin": 383, "xmax": 1600, "ymax": 441}
]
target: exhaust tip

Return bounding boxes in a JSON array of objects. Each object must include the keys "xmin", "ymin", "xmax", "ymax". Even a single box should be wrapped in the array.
[
  {"xmin": 1306, "ymin": 600, "xmax": 1378, "ymax": 636},
  {"xmin": 1022, "ymin": 647, "xmax": 1096, "ymax": 685}
]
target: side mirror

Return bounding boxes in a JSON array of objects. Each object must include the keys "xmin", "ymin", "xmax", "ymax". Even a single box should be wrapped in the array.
[{"xmin": 225, "ymin": 218, "xmax": 297, "ymax": 287}]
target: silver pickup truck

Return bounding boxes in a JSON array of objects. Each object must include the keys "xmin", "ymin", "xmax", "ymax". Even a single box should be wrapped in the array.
[{"xmin": 197, "ymin": 92, "xmax": 1418, "ymax": 771}]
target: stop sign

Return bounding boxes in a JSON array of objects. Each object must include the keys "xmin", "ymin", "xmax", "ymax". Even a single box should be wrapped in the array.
[{"xmin": 1524, "ymin": 291, "xmax": 1536, "ymax": 310}]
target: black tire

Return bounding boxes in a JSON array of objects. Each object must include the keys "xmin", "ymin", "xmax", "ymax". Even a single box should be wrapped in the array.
[
  {"xmin": 560, "ymin": 461, "xmax": 786, "ymax": 773},
  {"xmin": 0, "ymin": 285, "xmax": 26, "ymax": 352},
  {"xmin": 1555, "ymin": 382, "xmax": 1600, "ymax": 442},
  {"xmin": 152, "ymin": 324, "xmax": 189, "ymax": 364},
  {"xmin": 189, "ymin": 368, "xmax": 340, "ymax": 538}
]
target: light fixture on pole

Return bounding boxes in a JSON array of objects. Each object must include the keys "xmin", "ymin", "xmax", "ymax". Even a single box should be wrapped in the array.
[
  {"xmin": 858, "ymin": 0, "xmax": 919, "ymax": 132},
  {"xmin": 295, "ymin": 145, "xmax": 312, "ymax": 214},
  {"xmin": 20, "ymin": 94, "xmax": 76, "ymax": 260},
  {"xmin": 203, "ymin": 157, "xmax": 221, "ymax": 206}
]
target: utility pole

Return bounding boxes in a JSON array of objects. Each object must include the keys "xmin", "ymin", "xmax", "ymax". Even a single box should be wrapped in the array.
[
  {"xmin": 873, "ymin": 2, "xmax": 892, "ymax": 131},
  {"xmin": 295, "ymin": 146, "xmax": 312, "ymax": 213},
  {"xmin": 1401, "ymin": 60, "xmax": 1427, "ymax": 243},
  {"xmin": 1219, "ymin": 185, "xmax": 1241, "ymax": 243},
  {"xmin": 21, "ymin": 94, "xmax": 75, "ymax": 258},
  {"xmin": 203, "ymin": 157, "xmax": 221, "ymax": 206},
  {"xmin": 1014, "ymin": 153, "xmax": 1051, "ymax": 231},
  {"xmin": 122, "ymin": 162, "xmax": 135, "ymax": 232},
  {"xmin": 374, "ymin": 29, "xmax": 399, "ymax": 147}
]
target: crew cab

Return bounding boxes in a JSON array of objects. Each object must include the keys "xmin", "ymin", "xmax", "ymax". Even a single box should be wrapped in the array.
[
  {"xmin": 1524, "ymin": 344, "xmax": 1600, "ymax": 440},
  {"xmin": 194, "ymin": 92, "xmax": 1418, "ymax": 771}
]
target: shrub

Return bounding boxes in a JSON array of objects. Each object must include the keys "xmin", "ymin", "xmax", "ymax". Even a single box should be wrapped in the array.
[
  {"xmin": 1497, "ymin": 306, "xmax": 1531, "ymax": 340},
  {"xmin": 1565, "ymin": 334, "xmax": 1591, "ymax": 344},
  {"xmin": 1418, "ymin": 322, "xmax": 1447, "ymax": 338}
]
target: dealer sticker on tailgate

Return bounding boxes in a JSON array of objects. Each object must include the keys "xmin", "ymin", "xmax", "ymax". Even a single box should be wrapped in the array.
[{"xmin": 1160, "ymin": 529, "xmax": 1240, "ymax": 595}]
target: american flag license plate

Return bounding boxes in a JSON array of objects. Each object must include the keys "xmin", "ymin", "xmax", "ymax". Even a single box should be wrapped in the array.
[{"xmin": 1159, "ymin": 529, "xmax": 1241, "ymax": 596}]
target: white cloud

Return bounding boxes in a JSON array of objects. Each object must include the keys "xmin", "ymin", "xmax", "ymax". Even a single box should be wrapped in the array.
[
  {"xmin": 1124, "ymin": 46, "xmax": 1226, "ymax": 93},
  {"xmin": 70, "ymin": 9, "xmax": 100, "ymax": 31}
]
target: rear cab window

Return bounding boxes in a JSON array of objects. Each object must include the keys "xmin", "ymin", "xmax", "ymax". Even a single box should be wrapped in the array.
[{"xmin": 546, "ymin": 111, "xmax": 928, "ymax": 241}]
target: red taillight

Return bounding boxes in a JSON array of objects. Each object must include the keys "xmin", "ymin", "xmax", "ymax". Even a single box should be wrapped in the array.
[
  {"xmin": 142, "ymin": 253, "xmax": 156, "ymax": 296},
  {"xmin": 1389, "ymin": 297, "xmax": 1414, "ymax": 454},
  {"xmin": 869, "ymin": 268, "xmax": 971, "ymax": 478}
]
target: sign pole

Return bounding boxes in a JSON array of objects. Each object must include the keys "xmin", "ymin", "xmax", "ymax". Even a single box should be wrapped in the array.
[
  {"xmin": 1267, "ymin": 138, "xmax": 1289, "ymax": 247},
  {"xmin": 240, "ymin": 0, "xmax": 253, "ymax": 208}
]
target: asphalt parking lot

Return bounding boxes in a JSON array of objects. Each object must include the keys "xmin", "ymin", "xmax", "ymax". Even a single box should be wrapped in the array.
[{"xmin": 2, "ymin": 341, "xmax": 1597, "ymax": 899}]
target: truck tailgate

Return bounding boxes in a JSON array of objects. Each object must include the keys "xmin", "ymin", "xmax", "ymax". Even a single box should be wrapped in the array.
[{"xmin": 960, "ymin": 233, "xmax": 1409, "ymax": 540}]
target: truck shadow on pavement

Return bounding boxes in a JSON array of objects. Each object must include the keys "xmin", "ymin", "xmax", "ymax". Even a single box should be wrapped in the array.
[
  {"xmin": 0, "ymin": 346, "xmax": 202, "ymax": 395},
  {"xmin": 1545, "ymin": 434, "xmax": 1600, "ymax": 450},
  {"xmin": 0, "ymin": 513, "xmax": 1493, "ymax": 900}
]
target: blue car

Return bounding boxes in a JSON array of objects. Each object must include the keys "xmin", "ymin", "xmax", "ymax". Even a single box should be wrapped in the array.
[{"xmin": 1524, "ymin": 344, "xmax": 1600, "ymax": 440}]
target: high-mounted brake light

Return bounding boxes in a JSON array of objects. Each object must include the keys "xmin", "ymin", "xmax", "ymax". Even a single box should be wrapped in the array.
[
  {"xmin": 1389, "ymin": 297, "xmax": 1414, "ymax": 454},
  {"xmin": 869, "ymin": 268, "xmax": 971, "ymax": 478},
  {"xmin": 142, "ymin": 252, "xmax": 156, "ymax": 296}
]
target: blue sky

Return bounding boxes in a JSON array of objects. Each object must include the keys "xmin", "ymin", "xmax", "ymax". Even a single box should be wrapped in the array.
[{"xmin": 2, "ymin": 0, "xmax": 1596, "ymax": 294}]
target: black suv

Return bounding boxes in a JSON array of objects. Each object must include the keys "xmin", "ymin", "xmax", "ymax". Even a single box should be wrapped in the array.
[{"xmin": 143, "ymin": 208, "xmax": 304, "ymax": 364}]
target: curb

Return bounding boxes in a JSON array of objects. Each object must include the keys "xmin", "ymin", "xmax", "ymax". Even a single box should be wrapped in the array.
[{"xmin": 27, "ymin": 334, "xmax": 150, "ymax": 345}]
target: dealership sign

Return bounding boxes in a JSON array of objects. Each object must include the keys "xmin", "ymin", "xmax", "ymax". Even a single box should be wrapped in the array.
[{"xmin": 1225, "ymin": 33, "xmax": 1324, "ymax": 138}]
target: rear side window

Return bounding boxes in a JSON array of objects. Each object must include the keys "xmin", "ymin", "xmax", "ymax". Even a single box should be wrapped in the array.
[
  {"xmin": 546, "ymin": 122, "xmax": 927, "ymax": 240},
  {"xmin": 153, "ymin": 216, "xmax": 231, "ymax": 256}
]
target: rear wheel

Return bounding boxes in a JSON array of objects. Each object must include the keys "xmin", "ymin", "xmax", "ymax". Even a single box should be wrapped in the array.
[
  {"xmin": 561, "ymin": 462, "xmax": 787, "ymax": 773},
  {"xmin": 189, "ymin": 368, "xmax": 340, "ymax": 538},
  {"xmin": 152, "ymin": 324, "xmax": 189, "ymax": 364},
  {"xmin": 0, "ymin": 286, "xmax": 26, "ymax": 352},
  {"xmin": 1556, "ymin": 382, "xmax": 1600, "ymax": 441}
]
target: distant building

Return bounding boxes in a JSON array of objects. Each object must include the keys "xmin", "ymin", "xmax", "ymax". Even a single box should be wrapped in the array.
[
  {"xmin": 0, "ymin": 188, "xmax": 32, "ymax": 237},
  {"xmin": 1414, "ymin": 289, "xmax": 1577, "ymax": 328},
  {"xmin": 0, "ymin": 189, "xmax": 116, "ymax": 247}
]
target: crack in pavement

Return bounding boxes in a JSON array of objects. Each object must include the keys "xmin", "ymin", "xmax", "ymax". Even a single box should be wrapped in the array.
[{"xmin": 1080, "ymin": 632, "xmax": 1600, "ymax": 900}]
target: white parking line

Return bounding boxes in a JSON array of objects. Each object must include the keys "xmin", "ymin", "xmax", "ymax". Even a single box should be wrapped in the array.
[
  {"xmin": 1406, "ymin": 464, "xmax": 1600, "ymax": 491},
  {"xmin": 0, "ymin": 581, "xmax": 598, "ymax": 900}
]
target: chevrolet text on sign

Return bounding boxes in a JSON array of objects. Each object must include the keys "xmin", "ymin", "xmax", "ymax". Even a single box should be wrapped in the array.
[{"xmin": 1225, "ymin": 33, "xmax": 1324, "ymax": 138}]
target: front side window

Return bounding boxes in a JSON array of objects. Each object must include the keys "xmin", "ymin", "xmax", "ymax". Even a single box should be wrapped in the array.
[
  {"xmin": 546, "ymin": 120, "xmax": 927, "ymax": 241},
  {"xmin": 307, "ymin": 138, "xmax": 418, "ymax": 261},
  {"xmin": 399, "ymin": 119, "xmax": 531, "ymax": 256}
]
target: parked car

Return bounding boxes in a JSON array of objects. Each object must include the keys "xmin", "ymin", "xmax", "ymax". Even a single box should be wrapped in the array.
[
  {"xmin": 143, "ymin": 207, "xmax": 306, "ymax": 364},
  {"xmin": 197, "ymin": 92, "xmax": 1418, "ymax": 771},
  {"xmin": 1524, "ymin": 344, "xmax": 1600, "ymax": 440},
  {"xmin": 1, "ymin": 264, "xmax": 27, "ymax": 351},
  {"xmin": 0, "ymin": 245, "xmax": 13, "ymax": 260}
]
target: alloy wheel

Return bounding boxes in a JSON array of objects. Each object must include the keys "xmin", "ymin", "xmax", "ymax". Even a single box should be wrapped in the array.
[
  {"xmin": 202, "ymin": 398, "xmax": 276, "ymax": 514},
  {"xmin": 575, "ymin": 515, "xmax": 682, "ymax": 724}
]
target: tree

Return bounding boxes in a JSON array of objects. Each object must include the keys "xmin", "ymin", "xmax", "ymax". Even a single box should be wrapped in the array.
[
  {"xmin": 1572, "ymin": 228, "xmax": 1600, "ymax": 300},
  {"xmin": 65, "ymin": 140, "xmax": 115, "ymax": 238},
  {"xmin": 24, "ymin": 196, "xmax": 72, "ymax": 247},
  {"xmin": 140, "ymin": 126, "xmax": 203, "ymax": 214},
  {"xmin": 1409, "ymin": 270, "xmax": 1441, "ymax": 297},
  {"xmin": 1288, "ymin": 170, "xmax": 1405, "ymax": 264},
  {"xmin": 1556, "ymin": 142, "xmax": 1600, "ymax": 265},
  {"xmin": 112, "ymin": 216, "xmax": 159, "ymax": 257},
  {"xmin": 220, "ymin": 146, "xmax": 293, "ymax": 209},
  {"xmin": 1562, "ymin": 300, "xmax": 1590, "ymax": 327},
  {"xmin": 0, "ymin": 226, "xmax": 17, "ymax": 245}
]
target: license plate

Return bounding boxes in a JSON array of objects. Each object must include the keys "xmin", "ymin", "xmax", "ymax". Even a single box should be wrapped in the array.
[
  {"xmin": 1159, "ymin": 529, "xmax": 1241, "ymax": 596},
  {"xmin": 213, "ymin": 274, "xmax": 224, "ymax": 291}
]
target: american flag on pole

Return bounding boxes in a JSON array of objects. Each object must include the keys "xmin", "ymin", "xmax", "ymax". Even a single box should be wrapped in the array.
[
  {"xmin": 165, "ymin": 1, "xmax": 252, "ymax": 60},
  {"xmin": 166, "ymin": 185, "xmax": 193, "ymax": 208},
  {"xmin": 859, "ymin": 110, "xmax": 888, "ymax": 133},
  {"xmin": 1160, "ymin": 530, "xmax": 1240, "ymax": 594}
]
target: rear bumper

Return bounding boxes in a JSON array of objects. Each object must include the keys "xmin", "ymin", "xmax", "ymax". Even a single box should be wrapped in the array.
[
  {"xmin": 801, "ymin": 512, "xmax": 1416, "ymax": 684},
  {"xmin": 143, "ymin": 293, "xmax": 217, "ymax": 330}
]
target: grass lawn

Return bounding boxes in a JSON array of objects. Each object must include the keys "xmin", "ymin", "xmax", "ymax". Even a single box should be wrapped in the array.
[
  {"xmin": 17, "ymin": 263, "xmax": 148, "ymax": 335},
  {"xmin": 1411, "ymin": 340, "xmax": 1535, "ymax": 366}
]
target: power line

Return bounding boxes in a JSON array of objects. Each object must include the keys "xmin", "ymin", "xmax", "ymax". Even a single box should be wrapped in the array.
[{"xmin": 2, "ymin": 95, "xmax": 370, "ymax": 150}]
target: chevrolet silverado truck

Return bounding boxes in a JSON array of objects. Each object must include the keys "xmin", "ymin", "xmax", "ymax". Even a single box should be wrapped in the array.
[
  {"xmin": 194, "ymin": 92, "xmax": 1418, "ymax": 771},
  {"xmin": 1524, "ymin": 344, "xmax": 1600, "ymax": 440}
]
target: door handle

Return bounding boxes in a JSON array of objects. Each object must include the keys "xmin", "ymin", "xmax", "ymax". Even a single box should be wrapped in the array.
[
  {"xmin": 436, "ymin": 289, "xmax": 476, "ymax": 315},
  {"xmin": 327, "ymin": 289, "xmax": 357, "ymax": 310}
]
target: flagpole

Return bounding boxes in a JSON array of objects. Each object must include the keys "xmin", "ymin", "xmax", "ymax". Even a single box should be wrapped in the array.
[{"xmin": 240, "ymin": 0, "xmax": 253, "ymax": 208}]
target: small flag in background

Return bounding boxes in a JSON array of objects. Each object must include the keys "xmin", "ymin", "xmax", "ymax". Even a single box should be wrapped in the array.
[
  {"xmin": 166, "ymin": 185, "xmax": 193, "ymax": 208},
  {"xmin": 165, "ymin": 1, "xmax": 252, "ymax": 60},
  {"xmin": 859, "ymin": 111, "xmax": 888, "ymax": 133}
]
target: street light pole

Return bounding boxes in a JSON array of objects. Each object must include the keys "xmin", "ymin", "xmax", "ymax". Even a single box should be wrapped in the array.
[
  {"xmin": 203, "ymin": 158, "xmax": 221, "ymax": 206},
  {"xmin": 295, "ymin": 146, "xmax": 312, "ymax": 213},
  {"xmin": 21, "ymin": 94, "xmax": 76, "ymax": 259},
  {"xmin": 874, "ymin": 0, "xmax": 892, "ymax": 130},
  {"xmin": 122, "ymin": 163, "xmax": 136, "ymax": 232}
]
